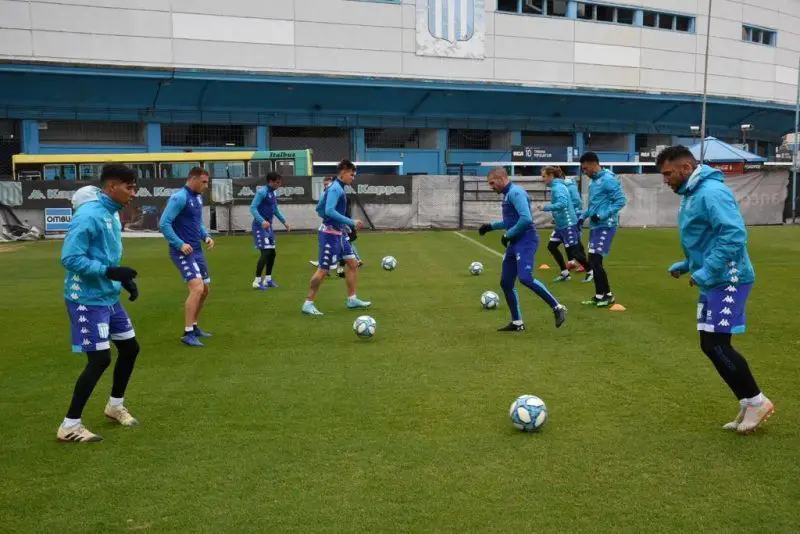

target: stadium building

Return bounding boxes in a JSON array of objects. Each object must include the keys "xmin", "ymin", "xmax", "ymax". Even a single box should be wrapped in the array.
[{"xmin": 0, "ymin": 0, "xmax": 798, "ymax": 177}]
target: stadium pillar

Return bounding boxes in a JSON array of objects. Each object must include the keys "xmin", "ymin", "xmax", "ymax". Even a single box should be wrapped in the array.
[
  {"xmin": 352, "ymin": 128, "xmax": 365, "ymax": 161},
  {"xmin": 437, "ymin": 128, "xmax": 448, "ymax": 175},
  {"xmin": 511, "ymin": 131, "xmax": 522, "ymax": 146},
  {"xmin": 256, "ymin": 126, "xmax": 268, "ymax": 151},
  {"xmin": 566, "ymin": 1, "xmax": 578, "ymax": 18},
  {"xmin": 573, "ymin": 131, "xmax": 585, "ymax": 157},
  {"xmin": 21, "ymin": 120, "xmax": 39, "ymax": 154},
  {"xmin": 145, "ymin": 123, "xmax": 161, "ymax": 152}
]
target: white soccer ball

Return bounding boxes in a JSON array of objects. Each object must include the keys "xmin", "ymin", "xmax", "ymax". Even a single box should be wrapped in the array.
[
  {"xmin": 353, "ymin": 315, "xmax": 377, "ymax": 339},
  {"xmin": 381, "ymin": 256, "xmax": 397, "ymax": 271},
  {"xmin": 469, "ymin": 261, "xmax": 484, "ymax": 276},
  {"xmin": 509, "ymin": 395, "xmax": 548, "ymax": 432},
  {"xmin": 480, "ymin": 291, "xmax": 500, "ymax": 310}
]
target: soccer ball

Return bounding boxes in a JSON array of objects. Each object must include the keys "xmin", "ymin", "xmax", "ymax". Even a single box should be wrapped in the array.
[
  {"xmin": 480, "ymin": 291, "xmax": 500, "ymax": 310},
  {"xmin": 469, "ymin": 261, "xmax": 484, "ymax": 276},
  {"xmin": 381, "ymin": 256, "xmax": 398, "ymax": 271},
  {"xmin": 509, "ymin": 395, "xmax": 548, "ymax": 432},
  {"xmin": 353, "ymin": 315, "xmax": 377, "ymax": 339}
]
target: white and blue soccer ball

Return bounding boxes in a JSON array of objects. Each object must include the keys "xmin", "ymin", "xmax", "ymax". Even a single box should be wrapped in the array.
[
  {"xmin": 480, "ymin": 291, "xmax": 500, "ymax": 310},
  {"xmin": 353, "ymin": 315, "xmax": 377, "ymax": 339},
  {"xmin": 509, "ymin": 395, "xmax": 548, "ymax": 432},
  {"xmin": 469, "ymin": 261, "xmax": 484, "ymax": 276},
  {"xmin": 381, "ymin": 256, "xmax": 398, "ymax": 271}
]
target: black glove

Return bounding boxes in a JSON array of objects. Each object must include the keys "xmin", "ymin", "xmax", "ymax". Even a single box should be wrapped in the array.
[
  {"xmin": 590, "ymin": 215, "xmax": 601, "ymax": 224},
  {"xmin": 105, "ymin": 266, "xmax": 138, "ymax": 283},
  {"xmin": 121, "ymin": 279, "xmax": 139, "ymax": 302},
  {"xmin": 577, "ymin": 218, "xmax": 585, "ymax": 228},
  {"xmin": 478, "ymin": 224, "xmax": 492, "ymax": 236},
  {"xmin": 501, "ymin": 234, "xmax": 510, "ymax": 248}
]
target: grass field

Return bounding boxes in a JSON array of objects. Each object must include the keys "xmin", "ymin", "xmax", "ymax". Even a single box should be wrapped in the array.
[{"xmin": 1, "ymin": 227, "xmax": 799, "ymax": 533}]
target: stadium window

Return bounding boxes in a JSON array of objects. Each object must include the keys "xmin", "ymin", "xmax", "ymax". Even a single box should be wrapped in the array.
[
  {"xmin": 522, "ymin": 0, "xmax": 544, "ymax": 15},
  {"xmin": 743, "ymin": 25, "xmax": 776, "ymax": 46},
  {"xmin": 38, "ymin": 121, "xmax": 142, "ymax": 145},
  {"xmin": 616, "ymin": 8, "xmax": 634, "ymax": 25},
  {"xmin": 642, "ymin": 10, "xmax": 695, "ymax": 33},
  {"xmin": 498, "ymin": 0, "xmax": 565, "ymax": 16},
  {"xmin": 577, "ymin": 3, "xmax": 639, "ymax": 26},
  {"xmin": 497, "ymin": 0, "xmax": 519, "ymax": 12},
  {"xmin": 161, "ymin": 124, "xmax": 255, "ymax": 148},
  {"xmin": 577, "ymin": 3, "xmax": 594, "ymax": 20},
  {"xmin": 549, "ymin": 0, "xmax": 567, "ymax": 17},
  {"xmin": 643, "ymin": 11, "xmax": 657, "ymax": 27},
  {"xmin": 659, "ymin": 13, "xmax": 675, "ymax": 30},
  {"xmin": 676, "ymin": 15, "xmax": 692, "ymax": 32},
  {"xmin": 448, "ymin": 129, "xmax": 492, "ymax": 150},
  {"xmin": 596, "ymin": 5, "xmax": 614, "ymax": 22}
]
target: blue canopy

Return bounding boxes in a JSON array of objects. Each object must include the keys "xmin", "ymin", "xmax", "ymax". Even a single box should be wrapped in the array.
[{"xmin": 690, "ymin": 136, "xmax": 766, "ymax": 163}]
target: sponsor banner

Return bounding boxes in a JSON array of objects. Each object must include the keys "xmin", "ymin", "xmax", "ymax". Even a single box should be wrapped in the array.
[
  {"xmin": 220, "ymin": 175, "xmax": 412, "ymax": 205},
  {"xmin": 229, "ymin": 177, "xmax": 314, "ymax": 205},
  {"xmin": 511, "ymin": 146, "xmax": 569, "ymax": 162},
  {"xmin": 45, "ymin": 208, "xmax": 72, "ymax": 232}
]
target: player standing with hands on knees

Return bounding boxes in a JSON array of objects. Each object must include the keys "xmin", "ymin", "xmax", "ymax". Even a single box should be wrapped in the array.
[
  {"xmin": 658, "ymin": 145, "xmax": 773, "ymax": 434},
  {"xmin": 478, "ymin": 167, "xmax": 567, "ymax": 332},
  {"xmin": 159, "ymin": 167, "xmax": 215, "ymax": 347},
  {"xmin": 302, "ymin": 159, "xmax": 371, "ymax": 316},
  {"xmin": 250, "ymin": 171, "xmax": 292, "ymax": 290},
  {"xmin": 58, "ymin": 164, "xmax": 141, "ymax": 442}
]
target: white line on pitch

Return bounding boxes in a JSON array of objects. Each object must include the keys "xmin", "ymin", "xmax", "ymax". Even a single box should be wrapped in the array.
[{"xmin": 454, "ymin": 231, "xmax": 503, "ymax": 258}]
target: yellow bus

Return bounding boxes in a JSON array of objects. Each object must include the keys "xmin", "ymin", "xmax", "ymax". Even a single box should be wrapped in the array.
[{"xmin": 11, "ymin": 149, "xmax": 313, "ymax": 181}]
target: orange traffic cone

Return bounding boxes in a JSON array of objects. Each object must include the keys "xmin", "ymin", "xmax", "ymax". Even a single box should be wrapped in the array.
[
  {"xmin": 609, "ymin": 304, "xmax": 626, "ymax": 312},
  {"xmin": 538, "ymin": 264, "xmax": 551, "ymax": 270}
]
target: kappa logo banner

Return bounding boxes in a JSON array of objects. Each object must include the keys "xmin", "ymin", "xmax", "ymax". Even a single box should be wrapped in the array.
[{"xmin": 417, "ymin": 0, "xmax": 485, "ymax": 59}]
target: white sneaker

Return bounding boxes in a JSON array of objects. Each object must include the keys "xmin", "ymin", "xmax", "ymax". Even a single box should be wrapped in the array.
[
  {"xmin": 737, "ymin": 397, "xmax": 774, "ymax": 434},
  {"xmin": 104, "ymin": 404, "xmax": 139, "ymax": 426},
  {"xmin": 57, "ymin": 423, "xmax": 103, "ymax": 442},
  {"xmin": 309, "ymin": 260, "xmax": 319, "ymax": 268},
  {"xmin": 723, "ymin": 405, "xmax": 746, "ymax": 431}
]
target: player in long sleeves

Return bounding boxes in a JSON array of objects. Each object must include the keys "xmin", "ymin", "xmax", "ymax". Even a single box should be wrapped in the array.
[
  {"xmin": 250, "ymin": 171, "xmax": 292, "ymax": 290},
  {"xmin": 541, "ymin": 166, "xmax": 592, "ymax": 283},
  {"xmin": 302, "ymin": 159, "xmax": 371, "ymax": 316},
  {"xmin": 158, "ymin": 167, "xmax": 215, "ymax": 347},
  {"xmin": 58, "ymin": 164, "xmax": 141, "ymax": 442},
  {"xmin": 478, "ymin": 167, "xmax": 567, "ymax": 332},
  {"xmin": 564, "ymin": 175, "xmax": 590, "ymax": 278},
  {"xmin": 579, "ymin": 152, "xmax": 627, "ymax": 308},
  {"xmin": 658, "ymin": 145, "xmax": 773, "ymax": 434}
]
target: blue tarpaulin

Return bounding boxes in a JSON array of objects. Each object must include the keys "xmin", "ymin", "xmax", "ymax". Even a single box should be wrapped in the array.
[{"xmin": 690, "ymin": 136, "xmax": 766, "ymax": 163}]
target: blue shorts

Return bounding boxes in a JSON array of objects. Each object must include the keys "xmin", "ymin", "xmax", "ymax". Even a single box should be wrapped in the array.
[
  {"xmin": 697, "ymin": 283, "xmax": 752, "ymax": 335},
  {"xmin": 588, "ymin": 227, "xmax": 617, "ymax": 257},
  {"xmin": 549, "ymin": 225, "xmax": 581, "ymax": 248},
  {"xmin": 318, "ymin": 231, "xmax": 355, "ymax": 270},
  {"xmin": 169, "ymin": 249, "xmax": 211, "ymax": 284},
  {"xmin": 252, "ymin": 225, "xmax": 276, "ymax": 250},
  {"xmin": 66, "ymin": 300, "xmax": 135, "ymax": 353}
]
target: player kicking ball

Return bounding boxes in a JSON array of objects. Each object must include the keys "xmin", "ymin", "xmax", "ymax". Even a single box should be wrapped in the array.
[
  {"xmin": 302, "ymin": 160, "xmax": 371, "ymax": 315},
  {"xmin": 658, "ymin": 145, "xmax": 773, "ymax": 434},
  {"xmin": 250, "ymin": 171, "xmax": 292, "ymax": 290},
  {"xmin": 58, "ymin": 164, "xmax": 141, "ymax": 442},
  {"xmin": 478, "ymin": 167, "xmax": 567, "ymax": 332}
]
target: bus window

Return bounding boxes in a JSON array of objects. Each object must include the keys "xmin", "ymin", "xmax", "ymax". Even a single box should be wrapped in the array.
[
  {"xmin": 79, "ymin": 164, "xmax": 104, "ymax": 180},
  {"xmin": 160, "ymin": 162, "xmax": 199, "ymax": 179},
  {"xmin": 129, "ymin": 163, "xmax": 156, "ymax": 180},
  {"xmin": 16, "ymin": 170, "xmax": 42, "ymax": 181},
  {"xmin": 248, "ymin": 160, "xmax": 273, "ymax": 178},
  {"xmin": 274, "ymin": 159, "xmax": 295, "ymax": 176},
  {"xmin": 44, "ymin": 164, "xmax": 76, "ymax": 180},
  {"xmin": 207, "ymin": 161, "xmax": 245, "ymax": 179}
]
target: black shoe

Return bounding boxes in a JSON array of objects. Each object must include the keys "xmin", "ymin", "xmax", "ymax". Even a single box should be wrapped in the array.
[
  {"xmin": 553, "ymin": 305, "xmax": 567, "ymax": 328},
  {"xmin": 337, "ymin": 267, "xmax": 345, "ymax": 278},
  {"xmin": 498, "ymin": 322, "xmax": 525, "ymax": 332}
]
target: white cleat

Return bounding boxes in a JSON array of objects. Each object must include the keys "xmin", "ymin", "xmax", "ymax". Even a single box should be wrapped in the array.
[
  {"xmin": 104, "ymin": 404, "xmax": 139, "ymax": 427},
  {"xmin": 57, "ymin": 423, "xmax": 103, "ymax": 443},
  {"xmin": 737, "ymin": 398, "xmax": 774, "ymax": 435},
  {"xmin": 723, "ymin": 405, "xmax": 746, "ymax": 431}
]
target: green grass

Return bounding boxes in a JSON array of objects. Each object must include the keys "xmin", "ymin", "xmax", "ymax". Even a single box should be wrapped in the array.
[{"xmin": 1, "ymin": 227, "xmax": 799, "ymax": 533}]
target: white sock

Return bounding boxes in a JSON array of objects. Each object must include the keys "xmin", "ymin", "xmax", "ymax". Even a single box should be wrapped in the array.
[
  {"xmin": 253, "ymin": 277, "xmax": 260, "ymax": 284},
  {"xmin": 266, "ymin": 275, "xmax": 272, "ymax": 282},
  {"xmin": 184, "ymin": 326, "xmax": 194, "ymax": 333},
  {"xmin": 745, "ymin": 393, "xmax": 765, "ymax": 406},
  {"xmin": 512, "ymin": 320, "xmax": 524, "ymax": 326},
  {"xmin": 561, "ymin": 270, "xmax": 569, "ymax": 277},
  {"xmin": 595, "ymin": 294, "xmax": 604, "ymax": 300},
  {"xmin": 304, "ymin": 300, "xmax": 314, "ymax": 306},
  {"xmin": 62, "ymin": 417, "xmax": 81, "ymax": 428},
  {"xmin": 109, "ymin": 396, "xmax": 124, "ymax": 407},
  {"xmin": 348, "ymin": 295, "xmax": 357, "ymax": 301}
]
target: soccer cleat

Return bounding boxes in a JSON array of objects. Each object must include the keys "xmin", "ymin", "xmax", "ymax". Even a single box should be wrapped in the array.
[
  {"xmin": 596, "ymin": 295, "xmax": 616, "ymax": 308},
  {"xmin": 193, "ymin": 326, "xmax": 212, "ymax": 338},
  {"xmin": 737, "ymin": 398, "xmax": 774, "ymax": 434},
  {"xmin": 723, "ymin": 405, "xmax": 747, "ymax": 431},
  {"xmin": 346, "ymin": 297, "xmax": 371, "ymax": 309},
  {"xmin": 357, "ymin": 260, "xmax": 364, "ymax": 268},
  {"xmin": 581, "ymin": 296, "xmax": 601, "ymax": 306},
  {"xmin": 553, "ymin": 274, "xmax": 571, "ymax": 283},
  {"xmin": 181, "ymin": 333, "xmax": 204, "ymax": 347},
  {"xmin": 309, "ymin": 260, "xmax": 319, "ymax": 268},
  {"xmin": 337, "ymin": 266, "xmax": 346, "ymax": 278},
  {"xmin": 553, "ymin": 305, "xmax": 567, "ymax": 328},
  {"xmin": 265, "ymin": 280, "xmax": 278, "ymax": 289},
  {"xmin": 104, "ymin": 404, "xmax": 139, "ymax": 427},
  {"xmin": 57, "ymin": 423, "xmax": 103, "ymax": 443},
  {"xmin": 582, "ymin": 271, "xmax": 594, "ymax": 283},
  {"xmin": 498, "ymin": 322, "xmax": 525, "ymax": 332},
  {"xmin": 302, "ymin": 302, "xmax": 324, "ymax": 315},
  {"xmin": 252, "ymin": 281, "xmax": 268, "ymax": 290}
]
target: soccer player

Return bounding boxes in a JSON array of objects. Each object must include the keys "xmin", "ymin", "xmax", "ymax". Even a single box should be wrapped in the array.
[
  {"xmin": 579, "ymin": 152, "xmax": 627, "ymax": 308},
  {"xmin": 478, "ymin": 167, "xmax": 567, "ymax": 332},
  {"xmin": 302, "ymin": 159, "xmax": 371, "ymax": 315},
  {"xmin": 336, "ymin": 195, "xmax": 363, "ymax": 278},
  {"xmin": 159, "ymin": 167, "xmax": 215, "ymax": 347},
  {"xmin": 564, "ymin": 175, "xmax": 589, "ymax": 277},
  {"xmin": 658, "ymin": 145, "xmax": 773, "ymax": 434},
  {"xmin": 250, "ymin": 171, "xmax": 292, "ymax": 290},
  {"xmin": 58, "ymin": 164, "xmax": 141, "ymax": 442},
  {"xmin": 541, "ymin": 166, "xmax": 592, "ymax": 283}
]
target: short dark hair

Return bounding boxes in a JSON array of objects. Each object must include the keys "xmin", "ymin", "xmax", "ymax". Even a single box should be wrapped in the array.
[
  {"xmin": 323, "ymin": 175, "xmax": 334, "ymax": 183},
  {"xmin": 579, "ymin": 152, "xmax": 600, "ymax": 164},
  {"xmin": 188, "ymin": 167, "xmax": 209, "ymax": 179},
  {"xmin": 337, "ymin": 159, "xmax": 356, "ymax": 172},
  {"xmin": 100, "ymin": 164, "xmax": 136, "ymax": 184},
  {"xmin": 656, "ymin": 145, "xmax": 695, "ymax": 167},
  {"xmin": 266, "ymin": 171, "xmax": 282, "ymax": 183}
]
